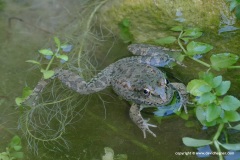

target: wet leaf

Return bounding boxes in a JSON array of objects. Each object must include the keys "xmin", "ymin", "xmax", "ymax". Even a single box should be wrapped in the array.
[
  {"xmin": 182, "ymin": 137, "xmax": 212, "ymax": 147},
  {"xmin": 13, "ymin": 145, "xmax": 22, "ymax": 151},
  {"xmin": 187, "ymin": 79, "xmax": 212, "ymax": 96},
  {"xmin": 155, "ymin": 36, "xmax": 176, "ymax": 45},
  {"xmin": 224, "ymin": 111, "xmax": 240, "ymax": 122},
  {"xmin": 61, "ymin": 44, "xmax": 73, "ymax": 52},
  {"xmin": 219, "ymin": 142, "xmax": 240, "ymax": 151},
  {"xmin": 215, "ymin": 81, "xmax": 231, "ymax": 96},
  {"xmin": 221, "ymin": 96, "xmax": 240, "ymax": 111},
  {"xmin": 186, "ymin": 41, "xmax": 213, "ymax": 56},
  {"xmin": 206, "ymin": 104, "xmax": 221, "ymax": 122},
  {"xmin": 210, "ymin": 53, "xmax": 239, "ymax": 70},
  {"xmin": 212, "ymin": 76, "xmax": 222, "ymax": 88},
  {"xmin": 170, "ymin": 25, "xmax": 183, "ymax": 31},
  {"xmin": 38, "ymin": 49, "xmax": 53, "ymax": 56},
  {"xmin": 15, "ymin": 97, "xmax": 23, "ymax": 106},
  {"xmin": 25, "ymin": 60, "xmax": 40, "ymax": 65},
  {"xmin": 41, "ymin": 69, "xmax": 55, "ymax": 79},
  {"xmin": 10, "ymin": 136, "xmax": 21, "ymax": 147},
  {"xmin": 198, "ymin": 92, "xmax": 216, "ymax": 105},
  {"xmin": 196, "ymin": 106, "xmax": 206, "ymax": 122},
  {"xmin": 56, "ymin": 54, "xmax": 68, "ymax": 61},
  {"xmin": 182, "ymin": 28, "xmax": 202, "ymax": 39},
  {"xmin": 54, "ymin": 37, "xmax": 61, "ymax": 48}
]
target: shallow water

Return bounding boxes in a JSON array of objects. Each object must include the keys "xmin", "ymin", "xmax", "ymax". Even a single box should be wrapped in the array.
[{"xmin": 0, "ymin": 1, "xmax": 239, "ymax": 160}]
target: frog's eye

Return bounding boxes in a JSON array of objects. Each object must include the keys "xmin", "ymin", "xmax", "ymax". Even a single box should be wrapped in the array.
[{"xmin": 143, "ymin": 88, "xmax": 150, "ymax": 95}]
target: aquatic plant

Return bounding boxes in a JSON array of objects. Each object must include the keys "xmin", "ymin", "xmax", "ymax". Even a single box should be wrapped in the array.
[
  {"xmin": 0, "ymin": 135, "xmax": 24, "ymax": 160},
  {"xmin": 154, "ymin": 25, "xmax": 240, "ymax": 160}
]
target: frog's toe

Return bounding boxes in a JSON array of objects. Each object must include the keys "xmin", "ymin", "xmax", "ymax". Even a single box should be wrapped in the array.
[{"xmin": 141, "ymin": 119, "xmax": 157, "ymax": 138}]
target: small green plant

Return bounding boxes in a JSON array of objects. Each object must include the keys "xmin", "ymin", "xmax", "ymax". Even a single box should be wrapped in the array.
[
  {"xmin": 0, "ymin": 135, "xmax": 24, "ymax": 160},
  {"xmin": 26, "ymin": 37, "xmax": 71, "ymax": 79},
  {"xmin": 155, "ymin": 26, "xmax": 240, "ymax": 160},
  {"xmin": 226, "ymin": 0, "xmax": 240, "ymax": 19},
  {"xmin": 118, "ymin": 18, "xmax": 134, "ymax": 43}
]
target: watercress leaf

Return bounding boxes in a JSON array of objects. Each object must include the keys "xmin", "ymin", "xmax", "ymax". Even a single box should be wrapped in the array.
[
  {"xmin": 15, "ymin": 97, "xmax": 23, "ymax": 106},
  {"xmin": 212, "ymin": 76, "xmax": 222, "ymax": 88},
  {"xmin": 170, "ymin": 25, "xmax": 183, "ymax": 31},
  {"xmin": 13, "ymin": 145, "xmax": 22, "ymax": 151},
  {"xmin": 198, "ymin": 92, "xmax": 216, "ymax": 105},
  {"xmin": 25, "ymin": 60, "xmax": 40, "ymax": 65},
  {"xmin": 180, "ymin": 37, "xmax": 189, "ymax": 43},
  {"xmin": 219, "ymin": 142, "xmax": 240, "ymax": 151},
  {"xmin": 198, "ymin": 72, "xmax": 214, "ymax": 85},
  {"xmin": 230, "ymin": 0, "xmax": 238, "ymax": 11},
  {"xmin": 187, "ymin": 79, "xmax": 212, "ymax": 96},
  {"xmin": 121, "ymin": 18, "xmax": 131, "ymax": 27},
  {"xmin": 61, "ymin": 44, "xmax": 73, "ymax": 52},
  {"xmin": 182, "ymin": 137, "xmax": 212, "ymax": 147},
  {"xmin": 231, "ymin": 124, "xmax": 240, "ymax": 130},
  {"xmin": 182, "ymin": 29, "xmax": 202, "ymax": 39},
  {"xmin": 10, "ymin": 136, "xmax": 21, "ymax": 147},
  {"xmin": 215, "ymin": 81, "xmax": 231, "ymax": 96},
  {"xmin": 155, "ymin": 36, "xmax": 177, "ymax": 45},
  {"xmin": 221, "ymin": 95, "xmax": 240, "ymax": 111},
  {"xmin": 22, "ymin": 87, "xmax": 32, "ymax": 98},
  {"xmin": 210, "ymin": 53, "xmax": 239, "ymax": 69},
  {"xmin": 54, "ymin": 37, "xmax": 61, "ymax": 48},
  {"xmin": 224, "ymin": 110, "xmax": 240, "ymax": 122},
  {"xmin": 40, "ymin": 69, "xmax": 55, "ymax": 79},
  {"xmin": 186, "ymin": 41, "xmax": 213, "ymax": 56},
  {"xmin": 206, "ymin": 103, "xmax": 221, "ymax": 122},
  {"xmin": 38, "ymin": 49, "xmax": 53, "ymax": 56},
  {"xmin": 56, "ymin": 54, "xmax": 68, "ymax": 61},
  {"xmin": 196, "ymin": 106, "xmax": 206, "ymax": 122}
]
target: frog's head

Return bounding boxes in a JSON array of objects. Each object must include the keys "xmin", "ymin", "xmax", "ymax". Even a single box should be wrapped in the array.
[{"xmin": 113, "ymin": 69, "xmax": 174, "ymax": 106}]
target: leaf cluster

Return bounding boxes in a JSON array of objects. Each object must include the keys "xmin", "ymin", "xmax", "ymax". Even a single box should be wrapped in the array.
[
  {"xmin": 187, "ymin": 72, "xmax": 240, "ymax": 126},
  {"xmin": 226, "ymin": 0, "xmax": 240, "ymax": 19},
  {"xmin": 26, "ymin": 37, "xmax": 72, "ymax": 79},
  {"xmin": 0, "ymin": 136, "xmax": 24, "ymax": 160}
]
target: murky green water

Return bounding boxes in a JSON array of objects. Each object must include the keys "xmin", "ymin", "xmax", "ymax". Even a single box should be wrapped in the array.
[{"xmin": 1, "ymin": 1, "xmax": 239, "ymax": 160}]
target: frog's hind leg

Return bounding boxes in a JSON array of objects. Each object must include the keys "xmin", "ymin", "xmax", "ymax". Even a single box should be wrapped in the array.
[
  {"xmin": 22, "ymin": 65, "xmax": 113, "ymax": 107},
  {"xmin": 129, "ymin": 103, "xmax": 157, "ymax": 138}
]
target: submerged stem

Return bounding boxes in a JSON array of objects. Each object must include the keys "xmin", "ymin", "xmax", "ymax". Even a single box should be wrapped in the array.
[{"xmin": 213, "ymin": 123, "xmax": 225, "ymax": 160}]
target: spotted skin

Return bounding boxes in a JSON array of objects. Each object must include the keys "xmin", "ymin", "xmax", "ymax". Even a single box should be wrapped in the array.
[{"xmin": 22, "ymin": 44, "xmax": 188, "ymax": 138}]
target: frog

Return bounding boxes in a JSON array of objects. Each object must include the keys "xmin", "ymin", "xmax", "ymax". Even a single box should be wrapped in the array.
[{"xmin": 22, "ymin": 44, "xmax": 188, "ymax": 138}]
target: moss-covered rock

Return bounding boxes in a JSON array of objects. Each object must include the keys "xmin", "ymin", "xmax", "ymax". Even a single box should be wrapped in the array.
[{"xmin": 99, "ymin": 0, "xmax": 239, "ymax": 43}]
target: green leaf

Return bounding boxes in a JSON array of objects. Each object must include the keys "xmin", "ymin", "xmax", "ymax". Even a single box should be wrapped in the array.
[
  {"xmin": 198, "ymin": 92, "xmax": 216, "ymax": 105},
  {"xmin": 221, "ymin": 95, "xmax": 240, "ymax": 111},
  {"xmin": 13, "ymin": 145, "xmax": 22, "ymax": 151},
  {"xmin": 206, "ymin": 104, "xmax": 221, "ymax": 122},
  {"xmin": 102, "ymin": 147, "xmax": 114, "ymax": 160},
  {"xmin": 198, "ymin": 72, "xmax": 214, "ymax": 86},
  {"xmin": 224, "ymin": 111, "xmax": 240, "ymax": 122},
  {"xmin": 186, "ymin": 41, "xmax": 213, "ymax": 56},
  {"xmin": 182, "ymin": 28, "xmax": 202, "ymax": 39},
  {"xmin": 38, "ymin": 49, "xmax": 53, "ymax": 56},
  {"xmin": 40, "ymin": 69, "xmax": 55, "ymax": 79},
  {"xmin": 212, "ymin": 76, "xmax": 222, "ymax": 88},
  {"xmin": 182, "ymin": 137, "xmax": 212, "ymax": 147},
  {"xmin": 215, "ymin": 81, "xmax": 231, "ymax": 96},
  {"xmin": 10, "ymin": 136, "xmax": 21, "ymax": 147},
  {"xmin": 155, "ymin": 36, "xmax": 177, "ymax": 45},
  {"xmin": 22, "ymin": 87, "xmax": 32, "ymax": 98},
  {"xmin": 56, "ymin": 54, "xmax": 68, "ymax": 61},
  {"xmin": 15, "ymin": 97, "xmax": 23, "ymax": 106},
  {"xmin": 231, "ymin": 124, "xmax": 240, "ymax": 130},
  {"xmin": 219, "ymin": 142, "xmax": 240, "ymax": 151},
  {"xmin": 210, "ymin": 53, "xmax": 239, "ymax": 70},
  {"xmin": 25, "ymin": 60, "xmax": 40, "ymax": 65},
  {"xmin": 121, "ymin": 18, "xmax": 131, "ymax": 27},
  {"xmin": 196, "ymin": 106, "xmax": 206, "ymax": 122},
  {"xmin": 187, "ymin": 79, "xmax": 212, "ymax": 96},
  {"xmin": 54, "ymin": 37, "xmax": 61, "ymax": 48},
  {"xmin": 230, "ymin": 0, "xmax": 238, "ymax": 11},
  {"xmin": 170, "ymin": 26, "xmax": 183, "ymax": 31}
]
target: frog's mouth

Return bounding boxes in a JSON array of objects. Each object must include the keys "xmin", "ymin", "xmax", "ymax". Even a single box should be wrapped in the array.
[{"xmin": 153, "ymin": 86, "xmax": 172, "ymax": 103}]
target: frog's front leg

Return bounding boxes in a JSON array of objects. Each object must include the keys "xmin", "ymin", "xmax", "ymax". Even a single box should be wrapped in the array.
[
  {"xmin": 129, "ymin": 103, "xmax": 157, "ymax": 138},
  {"xmin": 169, "ymin": 83, "xmax": 188, "ymax": 113}
]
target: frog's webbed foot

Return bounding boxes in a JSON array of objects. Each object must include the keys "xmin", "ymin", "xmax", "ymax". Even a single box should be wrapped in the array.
[
  {"xmin": 169, "ymin": 83, "xmax": 189, "ymax": 113},
  {"xmin": 129, "ymin": 103, "xmax": 157, "ymax": 138}
]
